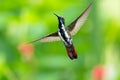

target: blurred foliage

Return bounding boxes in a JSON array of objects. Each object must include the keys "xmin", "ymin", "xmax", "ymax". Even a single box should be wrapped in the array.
[{"xmin": 0, "ymin": 0, "xmax": 120, "ymax": 80}]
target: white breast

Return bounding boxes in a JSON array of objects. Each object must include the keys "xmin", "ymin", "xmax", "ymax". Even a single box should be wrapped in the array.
[{"xmin": 58, "ymin": 25, "xmax": 72, "ymax": 46}]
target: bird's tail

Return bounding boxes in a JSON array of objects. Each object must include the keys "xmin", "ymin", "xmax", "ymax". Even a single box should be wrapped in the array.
[{"xmin": 65, "ymin": 44, "xmax": 77, "ymax": 60}]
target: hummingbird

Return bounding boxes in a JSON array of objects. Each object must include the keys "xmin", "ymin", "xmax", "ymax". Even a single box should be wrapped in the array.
[{"xmin": 30, "ymin": 3, "xmax": 92, "ymax": 60}]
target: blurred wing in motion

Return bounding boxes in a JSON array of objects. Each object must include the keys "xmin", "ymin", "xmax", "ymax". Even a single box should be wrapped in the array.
[
  {"xmin": 30, "ymin": 32, "xmax": 60, "ymax": 43},
  {"xmin": 67, "ymin": 3, "xmax": 92, "ymax": 35},
  {"xmin": 30, "ymin": 3, "xmax": 92, "ymax": 43}
]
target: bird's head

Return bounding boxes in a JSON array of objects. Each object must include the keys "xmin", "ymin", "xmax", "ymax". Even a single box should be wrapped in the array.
[{"xmin": 54, "ymin": 13, "xmax": 65, "ymax": 26}]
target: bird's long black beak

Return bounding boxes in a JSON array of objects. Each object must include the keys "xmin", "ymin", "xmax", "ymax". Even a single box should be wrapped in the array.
[{"xmin": 53, "ymin": 13, "xmax": 60, "ymax": 18}]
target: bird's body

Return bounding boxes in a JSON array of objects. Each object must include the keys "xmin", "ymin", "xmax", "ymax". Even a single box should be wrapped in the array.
[
  {"xmin": 57, "ymin": 15, "xmax": 77, "ymax": 59},
  {"xmin": 58, "ymin": 27, "xmax": 72, "ymax": 46},
  {"xmin": 30, "ymin": 3, "xmax": 92, "ymax": 60},
  {"xmin": 57, "ymin": 17, "xmax": 72, "ymax": 47}
]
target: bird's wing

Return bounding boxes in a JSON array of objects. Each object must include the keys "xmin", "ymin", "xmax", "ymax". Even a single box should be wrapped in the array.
[
  {"xmin": 30, "ymin": 32, "xmax": 60, "ymax": 43},
  {"xmin": 66, "ymin": 3, "xmax": 92, "ymax": 35}
]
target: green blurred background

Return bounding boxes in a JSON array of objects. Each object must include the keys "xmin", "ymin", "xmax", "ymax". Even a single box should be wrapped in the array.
[{"xmin": 0, "ymin": 0, "xmax": 120, "ymax": 80}]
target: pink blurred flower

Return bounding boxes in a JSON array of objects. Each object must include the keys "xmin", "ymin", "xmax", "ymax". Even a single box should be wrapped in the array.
[
  {"xmin": 18, "ymin": 43, "xmax": 34, "ymax": 61},
  {"xmin": 18, "ymin": 43, "xmax": 34, "ymax": 54},
  {"xmin": 92, "ymin": 65, "xmax": 105, "ymax": 80}
]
